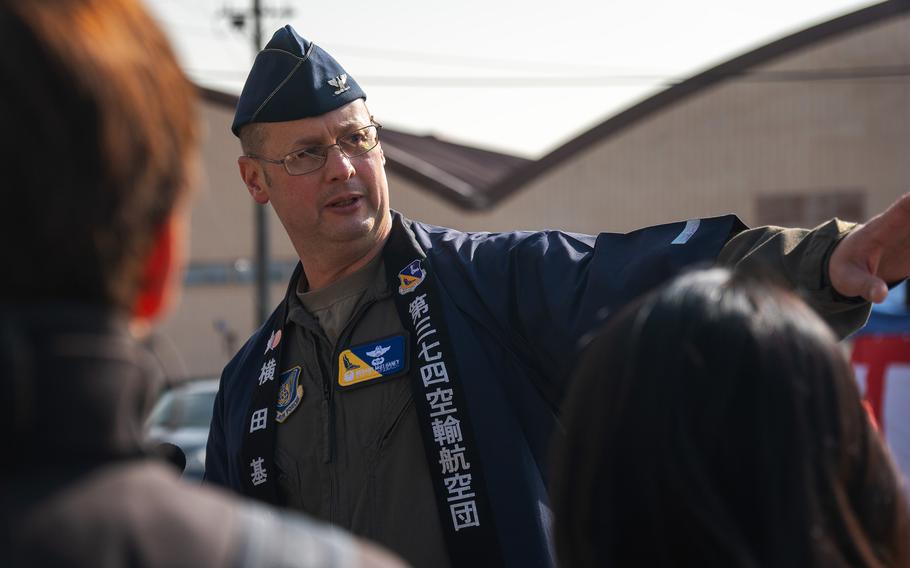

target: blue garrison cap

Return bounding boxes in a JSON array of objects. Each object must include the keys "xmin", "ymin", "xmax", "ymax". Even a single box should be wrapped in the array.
[{"xmin": 231, "ymin": 25, "xmax": 365, "ymax": 136}]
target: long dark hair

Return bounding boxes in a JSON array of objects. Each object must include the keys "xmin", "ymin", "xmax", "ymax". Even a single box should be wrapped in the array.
[{"xmin": 552, "ymin": 268, "xmax": 910, "ymax": 567}]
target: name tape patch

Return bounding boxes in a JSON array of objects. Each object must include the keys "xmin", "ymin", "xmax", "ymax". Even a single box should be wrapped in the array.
[{"xmin": 337, "ymin": 334, "xmax": 408, "ymax": 388}]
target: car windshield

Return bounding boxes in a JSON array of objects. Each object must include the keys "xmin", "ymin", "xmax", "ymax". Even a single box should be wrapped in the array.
[
  {"xmin": 147, "ymin": 391, "xmax": 176, "ymax": 427},
  {"xmin": 179, "ymin": 392, "xmax": 216, "ymax": 427},
  {"xmin": 148, "ymin": 387, "xmax": 216, "ymax": 429}
]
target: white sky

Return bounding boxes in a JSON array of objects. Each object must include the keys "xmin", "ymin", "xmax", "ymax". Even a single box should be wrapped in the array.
[{"xmin": 146, "ymin": 0, "xmax": 878, "ymax": 158}]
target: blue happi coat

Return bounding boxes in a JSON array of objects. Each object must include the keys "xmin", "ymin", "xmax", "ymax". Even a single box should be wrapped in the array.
[{"xmin": 205, "ymin": 210, "xmax": 744, "ymax": 567}]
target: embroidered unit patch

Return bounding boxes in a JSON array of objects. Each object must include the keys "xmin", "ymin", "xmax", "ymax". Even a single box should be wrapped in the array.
[
  {"xmin": 275, "ymin": 366, "xmax": 303, "ymax": 423},
  {"xmin": 337, "ymin": 335, "xmax": 408, "ymax": 387},
  {"xmin": 398, "ymin": 259, "xmax": 426, "ymax": 295}
]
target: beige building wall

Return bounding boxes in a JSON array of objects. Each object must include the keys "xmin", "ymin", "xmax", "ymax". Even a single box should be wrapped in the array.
[
  {"xmin": 155, "ymin": 103, "xmax": 299, "ymax": 378},
  {"xmin": 393, "ymin": 13, "xmax": 910, "ymax": 234},
  {"xmin": 155, "ymin": 12, "xmax": 909, "ymax": 378},
  {"xmin": 186, "ymin": 103, "xmax": 298, "ymax": 261}
]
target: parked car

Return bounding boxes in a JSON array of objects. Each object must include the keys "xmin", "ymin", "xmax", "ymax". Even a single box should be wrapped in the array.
[{"xmin": 146, "ymin": 378, "xmax": 219, "ymax": 480}]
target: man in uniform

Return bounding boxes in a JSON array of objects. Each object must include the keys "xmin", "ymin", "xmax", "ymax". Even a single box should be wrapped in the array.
[
  {"xmin": 0, "ymin": 2, "xmax": 403, "ymax": 567},
  {"xmin": 205, "ymin": 25, "xmax": 910, "ymax": 568}
]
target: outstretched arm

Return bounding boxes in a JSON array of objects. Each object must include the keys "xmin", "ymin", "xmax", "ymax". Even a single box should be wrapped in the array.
[
  {"xmin": 829, "ymin": 193, "xmax": 910, "ymax": 303},
  {"xmin": 717, "ymin": 219, "xmax": 867, "ymax": 339}
]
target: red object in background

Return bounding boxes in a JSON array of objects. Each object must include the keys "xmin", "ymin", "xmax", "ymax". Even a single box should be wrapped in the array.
[{"xmin": 851, "ymin": 335, "xmax": 910, "ymax": 432}]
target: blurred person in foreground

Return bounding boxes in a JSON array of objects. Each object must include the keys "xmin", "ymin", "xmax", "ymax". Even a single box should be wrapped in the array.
[
  {"xmin": 552, "ymin": 268, "xmax": 910, "ymax": 568},
  {"xmin": 0, "ymin": 1, "xmax": 404, "ymax": 567}
]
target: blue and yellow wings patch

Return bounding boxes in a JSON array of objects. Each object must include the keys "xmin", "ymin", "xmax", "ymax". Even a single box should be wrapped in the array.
[{"xmin": 337, "ymin": 334, "xmax": 408, "ymax": 388}]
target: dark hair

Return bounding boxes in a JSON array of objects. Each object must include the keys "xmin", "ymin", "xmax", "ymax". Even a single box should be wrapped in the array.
[
  {"xmin": 552, "ymin": 268, "xmax": 910, "ymax": 568},
  {"xmin": 0, "ymin": 0, "xmax": 198, "ymax": 310}
]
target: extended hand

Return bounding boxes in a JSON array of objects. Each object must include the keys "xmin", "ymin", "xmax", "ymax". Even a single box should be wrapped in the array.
[{"xmin": 828, "ymin": 193, "xmax": 910, "ymax": 303}]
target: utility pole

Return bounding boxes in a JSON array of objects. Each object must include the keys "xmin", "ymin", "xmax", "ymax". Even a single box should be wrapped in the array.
[
  {"xmin": 223, "ymin": 1, "xmax": 293, "ymax": 325},
  {"xmin": 251, "ymin": 0, "xmax": 268, "ymax": 326}
]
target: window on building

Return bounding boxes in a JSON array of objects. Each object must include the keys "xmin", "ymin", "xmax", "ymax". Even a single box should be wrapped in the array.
[{"xmin": 755, "ymin": 189, "xmax": 865, "ymax": 228}]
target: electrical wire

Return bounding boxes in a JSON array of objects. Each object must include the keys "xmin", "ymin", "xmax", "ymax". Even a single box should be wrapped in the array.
[{"xmin": 183, "ymin": 65, "xmax": 910, "ymax": 87}]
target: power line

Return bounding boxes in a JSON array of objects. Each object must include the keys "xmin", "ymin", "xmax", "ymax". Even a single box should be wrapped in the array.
[
  {"xmin": 185, "ymin": 65, "xmax": 910, "ymax": 87},
  {"xmin": 357, "ymin": 66, "xmax": 910, "ymax": 86},
  {"xmin": 328, "ymin": 44, "xmax": 669, "ymax": 74}
]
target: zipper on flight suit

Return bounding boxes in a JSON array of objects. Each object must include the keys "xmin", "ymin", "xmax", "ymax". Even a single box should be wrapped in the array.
[
  {"xmin": 311, "ymin": 333, "xmax": 334, "ymax": 466},
  {"xmin": 310, "ymin": 330, "xmax": 338, "ymax": 525},
  {"xmin": 321, "ymin": 294, "xmax": 383, "ymax": 524}
]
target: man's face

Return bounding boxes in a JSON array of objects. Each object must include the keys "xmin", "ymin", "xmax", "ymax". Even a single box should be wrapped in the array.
[{"xmin": 240, "ymin": 100, "xmax": 391, "ymax": 261}]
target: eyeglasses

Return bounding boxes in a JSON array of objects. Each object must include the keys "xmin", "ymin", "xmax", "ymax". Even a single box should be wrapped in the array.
[{"xmin": 247, "ymin": 123, "xmax": 382, "ymax": 176}]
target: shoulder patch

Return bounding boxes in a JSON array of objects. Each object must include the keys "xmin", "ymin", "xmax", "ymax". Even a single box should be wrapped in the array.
[
  {"xmin": 276, "ymin": 366, "xmax": 303, "ymax": 423},
  {"xmin": 398, "ymin": 259, "xmax": 426, "ymax": 295}
]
